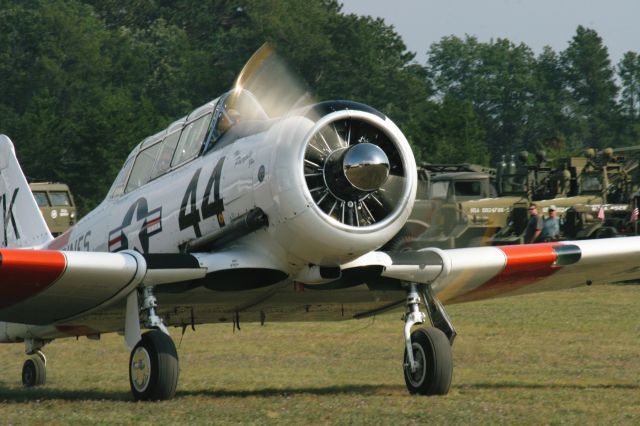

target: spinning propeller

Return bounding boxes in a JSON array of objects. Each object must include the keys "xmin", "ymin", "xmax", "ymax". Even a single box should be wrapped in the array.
[{"xmin": 231, "ymin": 44, "xmax": 412, "ymax": 228}]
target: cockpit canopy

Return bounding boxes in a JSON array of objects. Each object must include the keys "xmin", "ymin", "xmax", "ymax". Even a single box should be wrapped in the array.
[{"xmin": 107, "ymin": 89, "xmax": 268, "ymax": 198}]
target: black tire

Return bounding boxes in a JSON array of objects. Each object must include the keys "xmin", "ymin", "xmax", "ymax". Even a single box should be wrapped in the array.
[
  {"xmin": 22, "ymin": 355, "xmax": 46, "ymax": 387},
  {"xmin": 403, "ymin": 327, "xmax": 452, "ymax": 395},
  {"xmin": 129, "ymin": 330, "xmax": 179, "ymax": 401}
]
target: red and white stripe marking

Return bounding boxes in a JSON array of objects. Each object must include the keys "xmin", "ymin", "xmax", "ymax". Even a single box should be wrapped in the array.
[{"xmin": 0, "ymin": 249, "xmax": 66, "ymax": 308}]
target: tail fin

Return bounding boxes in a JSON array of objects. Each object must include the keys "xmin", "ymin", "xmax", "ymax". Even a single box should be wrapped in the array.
[{"xmin": 0, "ymin": 135, "xmax": 52, "ymax": 248}]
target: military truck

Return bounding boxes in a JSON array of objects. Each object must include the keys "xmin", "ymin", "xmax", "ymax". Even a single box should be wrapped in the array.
[
  {"xmin": 29, "ymin": 182, "xmax": 77, "ymax": 236},
  {"xmin": 384, "ymin": 163, "xmax": 497, "ymax": 249},
  {"xmin": 399, "ymin": 147, "xmax": 633, "ymax": 249},
  {"xmin": 400, "ymin": 151, "xmax": 550, "ymax": 250},
  {"xmin": 559, "ymin": 148, "xmax": 637, "ymax": 240},
  {"xmin": 493, "ymin": 147, "xmax": 636, "ymax": 243}
]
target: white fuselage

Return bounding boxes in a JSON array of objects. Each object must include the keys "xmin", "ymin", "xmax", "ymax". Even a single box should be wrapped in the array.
[{"xmin": 46, "ymin": 108, "xmax": 415, "ymax": 272}]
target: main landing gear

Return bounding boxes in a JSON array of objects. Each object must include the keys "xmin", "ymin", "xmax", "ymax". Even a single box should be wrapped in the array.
[
  {"xmin": 129, "ymin": 286, "xmax": 179, "ymax": 401},
  {"xmin": 402, "ymin": 282, "xmax": 456, "ymax": 395},
  {"xmin": 19, "ymin": 286, "xmax": 179, "ymax": 401},
  {"xmin": 130, "ymin": 330, "xmax": 179, "ymax": 400},
  {"xmin": 22, "ymin": 349, "xmax": 47, "ymax": 388}
]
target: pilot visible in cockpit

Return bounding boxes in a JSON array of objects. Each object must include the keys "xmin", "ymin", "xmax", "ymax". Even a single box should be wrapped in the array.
[{"xmin": 213, "ymin": 108, "xmax": 239, "ymax": 138}]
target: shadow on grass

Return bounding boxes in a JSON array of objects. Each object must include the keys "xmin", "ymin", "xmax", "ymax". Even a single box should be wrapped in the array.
[
  {"xmin": 179, "ymin": 384, "xmax": 407, "ymax": 398},
  {"xmin": 0, "ymin": 385, "xmax": 130, "ymax": 403},
  {"xmin": 8, "ymin": 381, "xmax": 634, "ymax": 402},
  {"xmin": 458, "ymin": 382, "xmax": 640, "ymax": 391},
  {"xmin": 0, "ymin": 383, "xmax": 407, "ymax": 402}
]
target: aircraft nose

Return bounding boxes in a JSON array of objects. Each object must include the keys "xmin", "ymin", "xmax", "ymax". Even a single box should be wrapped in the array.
[{"xmin": 342, "ymin": 143, "xmax": 390, "ymax": 191}]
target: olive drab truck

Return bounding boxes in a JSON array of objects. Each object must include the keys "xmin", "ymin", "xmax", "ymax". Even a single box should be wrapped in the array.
[
  {"xmin": 383, "ymin": 163, "xmax": 497, "ymax": 249},
  {"xmin": 561, "ymin": 147, "xmax": 639, "ymax": 240},
  {"xmin": 401, "ymin": 147, "xmax": 637, "ymax": 249},
  {"xmin": 29, "ymin": 182, "xmax": 77, "ymax": 236},
  {"xmin": 494, "ymin": 147, "xmax": 638, "ymax": 243},
  {"xmin": 403, "ymin": 151, "xmax": 551, "ymax": 250}
]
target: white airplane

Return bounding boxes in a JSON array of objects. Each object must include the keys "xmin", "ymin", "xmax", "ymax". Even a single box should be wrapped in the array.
[{"xmin": 2, "ymin": 46, "xmax": 640, "ymax": 401}]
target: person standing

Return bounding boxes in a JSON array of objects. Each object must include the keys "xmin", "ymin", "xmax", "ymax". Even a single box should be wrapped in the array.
[
  {"xmin": 542, "ymin": 205, "xmax": 560, "ymax": 241},
  {"xmin": 524, "ymin": 203, "xmax": 544, "ymax": 243}
]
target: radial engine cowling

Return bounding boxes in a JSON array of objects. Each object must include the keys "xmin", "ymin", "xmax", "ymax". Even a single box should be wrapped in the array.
[{"xmin": 264, "ymin": 101, "xmax": 417, "ymax": 266}]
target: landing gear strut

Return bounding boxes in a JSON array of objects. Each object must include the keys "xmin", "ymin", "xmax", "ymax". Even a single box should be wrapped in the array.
[
  {"xmin": 402, "ymin": 283, "xmax": 455, "ymax": 395},
  {"xmin": 128, "ymin": 286, "xmax": 179, "ymax": 401}
]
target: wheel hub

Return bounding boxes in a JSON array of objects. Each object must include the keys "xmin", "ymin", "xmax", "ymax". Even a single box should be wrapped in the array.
[
  {"xmin": 22, "ymin": 363, "xmax": 35, "ymax": 386},
  {"xmin": 130, "ymin": 347, "xmax": 152, "ymax": 392},
  {"xmin": 406, "ymin": 343, "xmax": 427, "ymax": 386}
]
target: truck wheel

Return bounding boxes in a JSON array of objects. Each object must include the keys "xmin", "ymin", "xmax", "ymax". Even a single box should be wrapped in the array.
[{"xmin": 385, "ymin": 234, "xmax": 416, "ymax": 251}]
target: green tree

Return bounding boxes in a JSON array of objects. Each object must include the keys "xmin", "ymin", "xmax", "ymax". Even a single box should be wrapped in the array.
[
  {"xmin": 560, "ymin": 26, "xmax": 619, "ymax": 149},
  {"xmin": 421, "ymin": 96, "xmax": 488, "ymax": 165},
  {"xmin": 617, "ymin": 52, "xmax": 640, "ymax": 146},
  {"xmin": 619, "ymin": 52, "xmax": 640, "ymax": 118},
  {"xmin": 427, "ymin": 36, "xmax": 539, "ymax": 159},
  {"xmin": 525, "ymin": 47, "xmax": 574, "ymax": 154},
  {"xmin": 0, "ymin": 0, "xmax": 180, "ymax": 210}
]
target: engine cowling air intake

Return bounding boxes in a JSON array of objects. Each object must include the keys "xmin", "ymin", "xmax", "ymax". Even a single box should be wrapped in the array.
[
  {"xmin": 267, "ymin": 100, "xmax": 416, "ymax": 266},
  {"xmin": 302, "ymin": 103, "xmax": 409, "ymax": 229}
]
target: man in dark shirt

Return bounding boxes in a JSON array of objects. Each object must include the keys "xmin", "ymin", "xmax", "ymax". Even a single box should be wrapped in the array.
[{"xmin": 524, "ymin": 203, "xmax": 544, "ymax": 243}]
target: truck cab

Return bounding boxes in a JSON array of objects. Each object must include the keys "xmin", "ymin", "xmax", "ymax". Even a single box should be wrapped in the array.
[
  {"xmin": 386, "ymin": 167, "xmax": 498, "ymax": 250},
  {"xmin": 29, "ymin": 182, "xmax": 77, "ymax": 236}
]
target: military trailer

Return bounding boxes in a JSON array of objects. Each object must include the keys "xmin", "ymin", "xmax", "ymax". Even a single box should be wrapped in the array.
[{"xmin": 29, "ymin": 182, "xmax": 77, "ymax": 236}]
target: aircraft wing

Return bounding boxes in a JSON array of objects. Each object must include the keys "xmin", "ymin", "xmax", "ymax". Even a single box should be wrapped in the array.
[
  {"xmin": 0, "ymin": 246, "xmax": 291, "ymax": 326},
  {"xmin": 376, "ymin": 238, "xmax": 640, "ymax": 304},
  {"xmin": 2, "ymin": 237, "xmax": 640, "ymax": 327},
  {"xmin": 0, "ymin": 249, "xmax": 204, "ymax": 325}
]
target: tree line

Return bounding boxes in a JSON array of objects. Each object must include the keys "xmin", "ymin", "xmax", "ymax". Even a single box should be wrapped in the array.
[{"xmin": 1, "ymin": 0, "xmax": 638, "ymax": 212}]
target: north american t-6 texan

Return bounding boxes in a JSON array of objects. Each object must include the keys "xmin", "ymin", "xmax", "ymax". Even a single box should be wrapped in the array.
[{"xmin": 1, "ymin": 46, "xmax": 639, "ymax": 401}]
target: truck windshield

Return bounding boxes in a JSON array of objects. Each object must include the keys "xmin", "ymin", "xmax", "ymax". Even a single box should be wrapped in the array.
[
  {"xmin": 429, "ymin": 181, "xmax": 449, "ymax": 199},
  {"xmin": 50, "ymin": 191, "xmax": 71, "ymax": 206},
  {"xmin": 580, "ymin": 173, "xmax": 601, "ymax": 192},
  {"xmin": 32, "ymin": 192, "xmax": 49, "ymax": 207},
  {"xmin": 454, "ymin": 181, "xmax": 482, "ymax": 197}
]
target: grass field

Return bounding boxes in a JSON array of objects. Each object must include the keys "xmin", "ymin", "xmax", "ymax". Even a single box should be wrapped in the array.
[{"xmin": 1, "ymin": 284, "xmax": 639, "ymax": 425}]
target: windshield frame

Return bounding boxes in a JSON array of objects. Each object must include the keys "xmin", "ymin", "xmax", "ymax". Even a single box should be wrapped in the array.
[{"xmin": 203, "ymin": 89, "xmax": 269, "ymax": 153}]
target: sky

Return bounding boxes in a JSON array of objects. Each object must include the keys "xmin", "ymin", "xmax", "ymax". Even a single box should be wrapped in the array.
[{"xmin": 339, "ymin": 0, "xmax": 640, "ymax": 67}]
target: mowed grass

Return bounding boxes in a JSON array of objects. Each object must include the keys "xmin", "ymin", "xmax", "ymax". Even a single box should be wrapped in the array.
[{"xmin": 1, "ymin": 284, "xmax": 639, "ymax": 425}]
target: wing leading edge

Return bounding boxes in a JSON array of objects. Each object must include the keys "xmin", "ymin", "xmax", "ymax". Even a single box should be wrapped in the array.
[
  {"xmin": 0, "ymin": 247, "xmax": 290, "ymax": 326},
  {"xmin": 378, "ymin": 237, "xmax": 640, "ymax": 304},
  {"xmin": 2, "ymin": 237, "xmax": 639, "ymax": 326}
]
